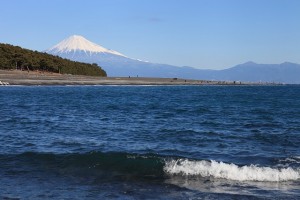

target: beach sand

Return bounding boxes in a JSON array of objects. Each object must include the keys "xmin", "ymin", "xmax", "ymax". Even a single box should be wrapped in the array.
[{"xmin": 0, "ymin": 70, "xmax": 268, "ymax": 86}]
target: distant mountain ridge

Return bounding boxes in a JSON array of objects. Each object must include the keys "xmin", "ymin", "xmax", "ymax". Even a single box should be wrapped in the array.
[
  {"xmin": 186, "ymin": 62, "xmax": 300, "ymax": 84},
  {"xmin": 216, "ymin": 62, "xmax": 300, "ymax": 83},
  {"xmin": 46, "ymin": 35, "xmax": 300, "ymax": 84}
]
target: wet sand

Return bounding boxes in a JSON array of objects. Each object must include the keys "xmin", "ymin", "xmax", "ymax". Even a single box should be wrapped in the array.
[{"xmin": 0, "ymin": 70, "xmax": 271, "ymax": 86}]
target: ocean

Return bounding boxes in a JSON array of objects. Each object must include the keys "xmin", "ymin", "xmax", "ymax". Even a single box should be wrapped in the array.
[{"xmin": 0, "ymin": 85, "xmax": 299, "ymax": 199}]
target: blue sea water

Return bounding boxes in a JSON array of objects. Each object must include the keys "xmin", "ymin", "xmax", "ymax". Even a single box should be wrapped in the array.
[{"xmin": 0, "ymin": 85, "xmax": 299, "ymax": 199}]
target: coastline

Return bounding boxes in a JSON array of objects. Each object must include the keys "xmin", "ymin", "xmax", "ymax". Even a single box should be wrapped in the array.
[{"xmin": 0, "ymin": 70, "xmax": 279, "ymax": 86}]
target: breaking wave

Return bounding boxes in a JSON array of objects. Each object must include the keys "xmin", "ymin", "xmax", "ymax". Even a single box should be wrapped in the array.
[{"xmin": 164, "ymin": 159, "xmax": 300, "ymax": 182}]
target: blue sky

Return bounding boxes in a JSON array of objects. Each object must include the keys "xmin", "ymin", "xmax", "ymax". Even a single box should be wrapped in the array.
[{"xmin": 1, "ymin": 0, "xmax": 300, "ymax": 69}]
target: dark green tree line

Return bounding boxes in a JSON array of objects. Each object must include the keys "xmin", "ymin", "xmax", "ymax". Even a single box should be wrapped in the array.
[{"xmin": 0, "ymin": 43, "xmax": 106, "ymax": 76}]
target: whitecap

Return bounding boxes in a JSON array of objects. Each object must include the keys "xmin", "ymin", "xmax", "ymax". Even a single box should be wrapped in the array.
[{"xmin": 164, "ymin": 159, "xmax": 300, "ymax": 182}]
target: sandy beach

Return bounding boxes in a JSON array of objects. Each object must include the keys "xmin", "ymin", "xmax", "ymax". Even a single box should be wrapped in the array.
[{"xmin": 0, "ymin": 70, "xmax": 272, "ymax": 86}]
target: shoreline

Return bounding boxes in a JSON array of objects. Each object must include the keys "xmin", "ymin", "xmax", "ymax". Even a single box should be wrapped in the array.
[{"xmin": 0, "ymin": 69, "xmax": 281, "ymax": 86}]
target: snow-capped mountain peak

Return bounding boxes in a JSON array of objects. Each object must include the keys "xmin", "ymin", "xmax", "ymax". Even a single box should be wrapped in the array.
[{"xmin": 46, "ymin": 35, "xmax": 125, "ymax": 57}]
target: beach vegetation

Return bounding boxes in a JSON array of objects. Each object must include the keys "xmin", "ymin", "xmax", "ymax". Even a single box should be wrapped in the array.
[{"xmin": 0, "ymin": 43, "xmax": 107, "ymax": 76}]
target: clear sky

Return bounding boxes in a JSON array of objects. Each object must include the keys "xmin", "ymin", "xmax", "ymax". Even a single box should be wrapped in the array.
[{"xmin": 1, "ymin": 0, "xmax": 300, "ymax": 69}]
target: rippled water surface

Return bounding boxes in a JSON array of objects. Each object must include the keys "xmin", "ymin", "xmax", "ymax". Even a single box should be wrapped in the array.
[{"xmin": 0, "ymin": 85, "xmax": 299, "ymax": 199}]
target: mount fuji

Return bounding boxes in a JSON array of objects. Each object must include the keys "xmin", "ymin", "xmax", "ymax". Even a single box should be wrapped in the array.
[
  {"xmin": 46, "ymin": 35, "xmax": 194, "ymax": 78},
  {"xmin": 46, "ymin": 35, "xmax": 125, "ymax": 57},
  {"xmin": 46, "ymin": 35, "xmax": 300, "ymax": 83}
]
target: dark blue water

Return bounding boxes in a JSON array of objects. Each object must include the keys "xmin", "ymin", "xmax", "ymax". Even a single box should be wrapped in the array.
[{"xmin": 0, "ymin": 86, "xmax": 299, "ymax": 199}]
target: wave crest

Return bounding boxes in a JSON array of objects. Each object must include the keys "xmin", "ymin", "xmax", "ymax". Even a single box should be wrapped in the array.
[{"xmin": 164, "ymin": 159, "xmax": 300, "ymax": 182}]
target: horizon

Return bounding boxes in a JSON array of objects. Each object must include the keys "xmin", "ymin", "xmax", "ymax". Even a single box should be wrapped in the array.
[{"xmin": 1, "ymin": 0, "xmax": 300, "ymax": 69}]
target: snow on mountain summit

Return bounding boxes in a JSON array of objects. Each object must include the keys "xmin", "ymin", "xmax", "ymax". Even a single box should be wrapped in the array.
[{"xmin": 46, "ymin": 35, "xmax": 125, "ymax": 57}]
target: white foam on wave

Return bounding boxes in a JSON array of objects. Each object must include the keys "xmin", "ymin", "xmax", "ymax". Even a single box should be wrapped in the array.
[{"xmin": 164, "ymin": 159, "xmax": 300, "ymax": 182}]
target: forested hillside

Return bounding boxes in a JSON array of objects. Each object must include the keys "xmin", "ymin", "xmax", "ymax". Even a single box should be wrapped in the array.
[{"xmin": 0, "ymin": 43, "xmax": 106, "ymax": 76}]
